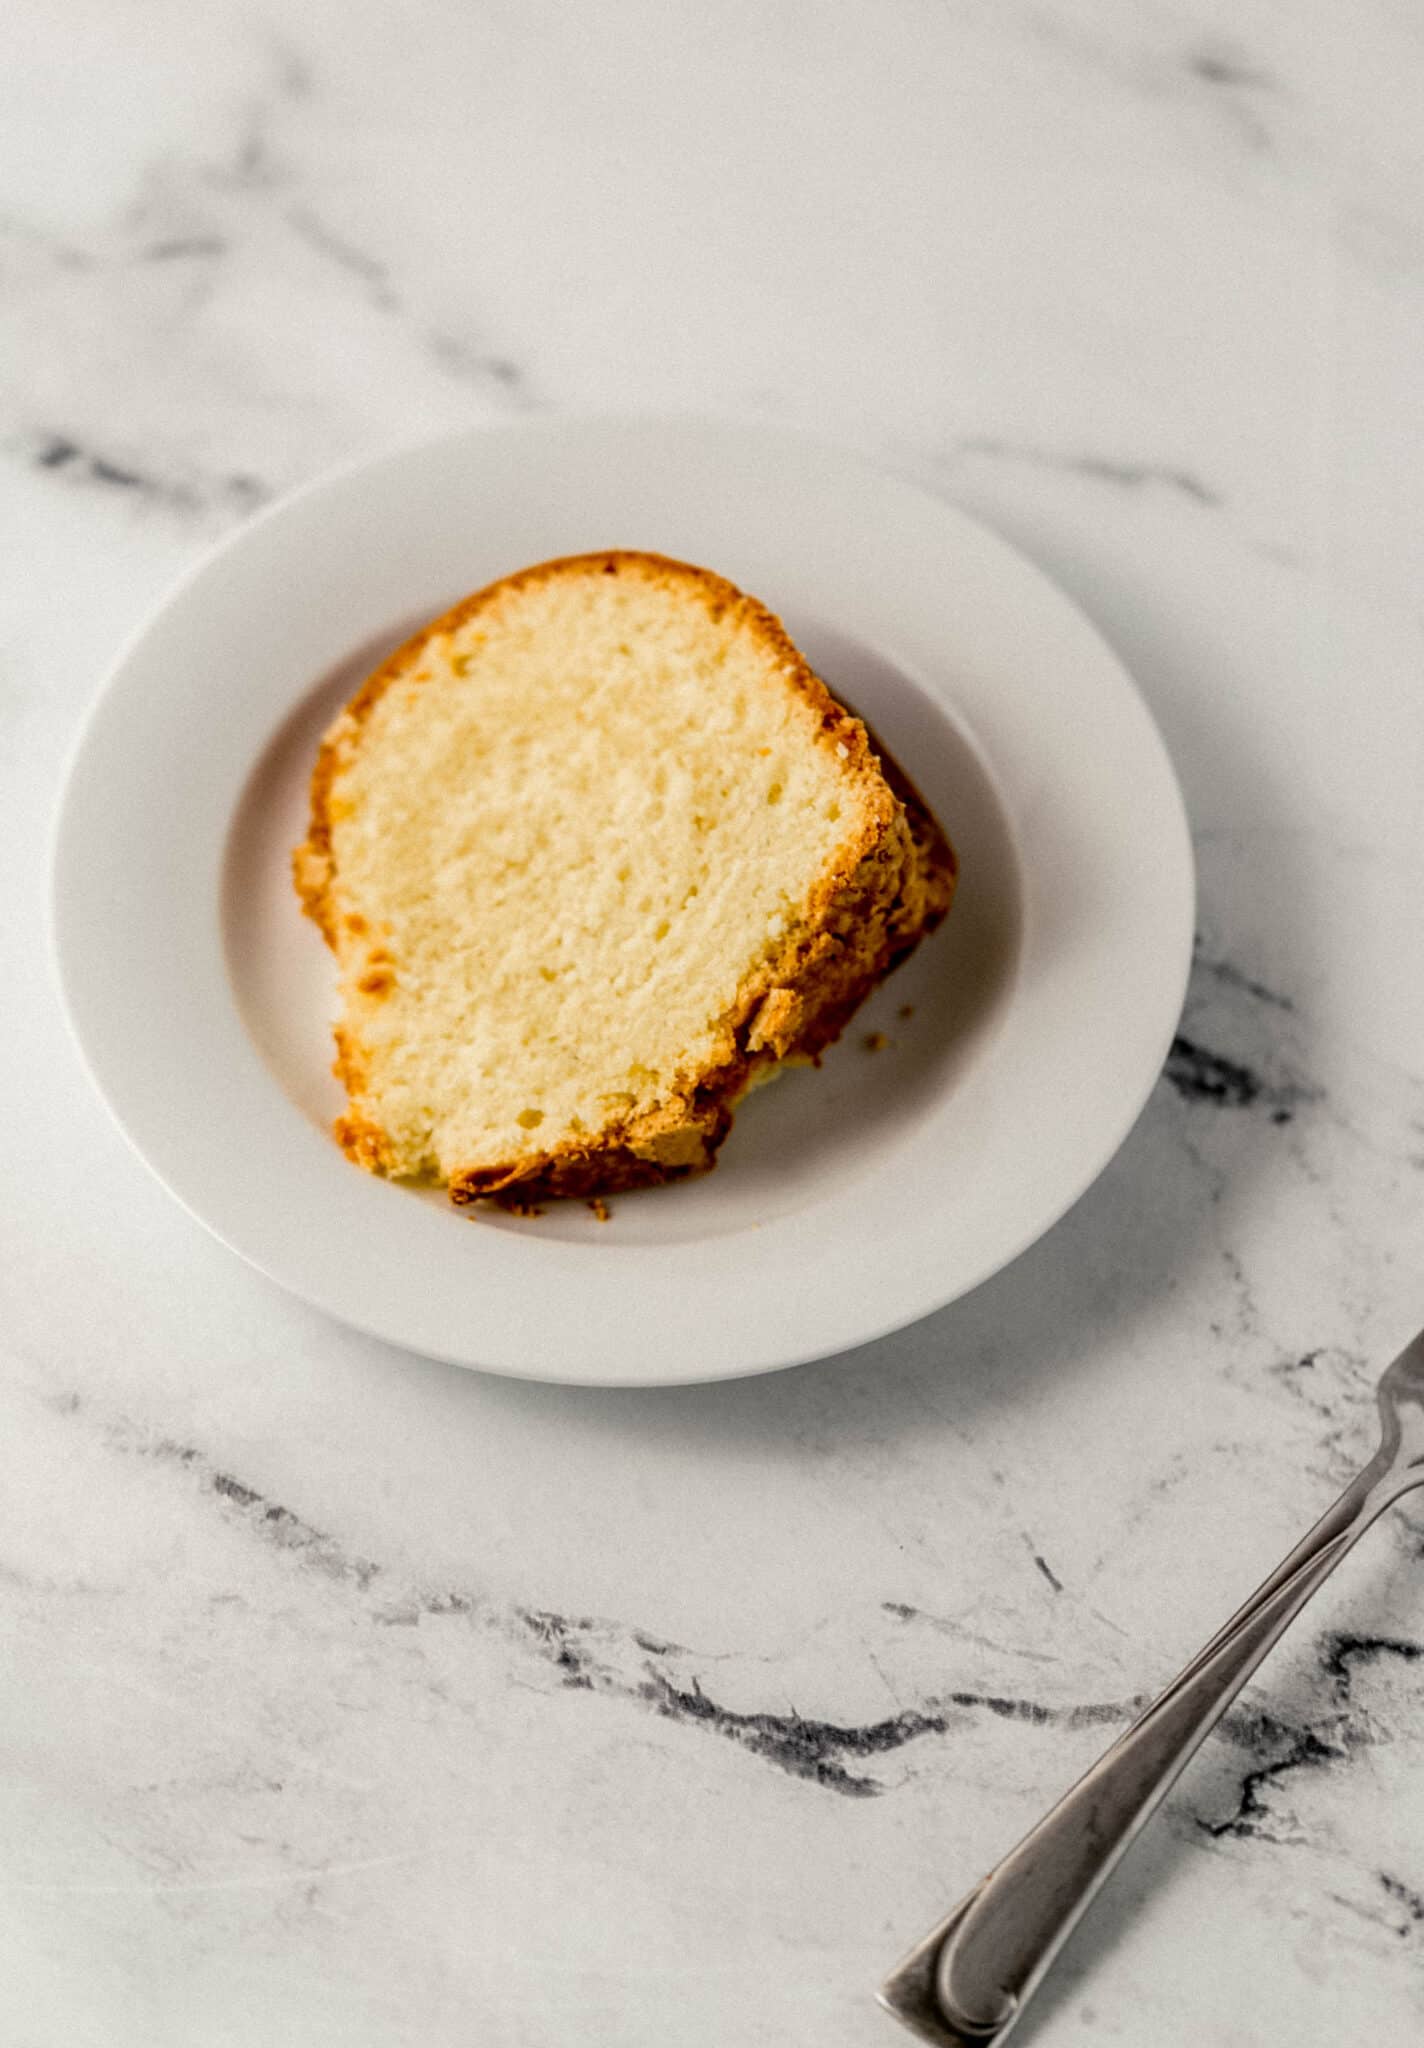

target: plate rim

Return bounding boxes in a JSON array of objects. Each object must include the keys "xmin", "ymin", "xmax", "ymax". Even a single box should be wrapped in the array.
[{"xmin": 51, "ymin": 412, "xmax": 1194, "ymax": 1386}]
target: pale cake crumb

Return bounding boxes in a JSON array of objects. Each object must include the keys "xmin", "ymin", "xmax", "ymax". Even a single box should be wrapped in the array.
[{"xmin": 295, "ymin": 551, "xmax": 956, "ymax": 1206}]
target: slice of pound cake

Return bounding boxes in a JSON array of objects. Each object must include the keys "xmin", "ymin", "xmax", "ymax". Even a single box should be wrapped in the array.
[{"xmin": 294, "ymin": 551, "xmax": 955, "ymax": 1206}]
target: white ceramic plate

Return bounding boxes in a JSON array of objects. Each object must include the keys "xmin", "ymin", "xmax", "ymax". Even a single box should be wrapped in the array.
[{"xmin": 53, "ymin": 417, "xmax": 1193, "ymax": 1386}]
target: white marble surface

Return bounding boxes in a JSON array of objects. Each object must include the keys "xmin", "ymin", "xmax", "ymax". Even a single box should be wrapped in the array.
[{"xmin": 5, "ymin": 2, "xmax": 1424, "ymax": 2042}]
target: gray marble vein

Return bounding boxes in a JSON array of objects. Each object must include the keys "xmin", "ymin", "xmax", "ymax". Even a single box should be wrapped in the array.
[{"xmin": 956, "ymin": 437, "xmax": 1224, "ymax": 508}]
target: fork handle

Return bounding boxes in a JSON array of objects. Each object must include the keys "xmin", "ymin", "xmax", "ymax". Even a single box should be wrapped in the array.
[{"xmin": 880, "ymin": 1456, "xmax": 1402, "ymax": 2048}]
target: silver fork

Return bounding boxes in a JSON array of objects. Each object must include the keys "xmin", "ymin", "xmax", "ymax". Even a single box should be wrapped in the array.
[{"xmin": 880, "ymin": 1326, "xmax": 1424, "ymax": 2047}]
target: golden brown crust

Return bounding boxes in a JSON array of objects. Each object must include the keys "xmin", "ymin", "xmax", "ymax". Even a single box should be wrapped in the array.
[{"xmin": 294, "ymin": 550, "xmax": 956, "ymax": 1208}]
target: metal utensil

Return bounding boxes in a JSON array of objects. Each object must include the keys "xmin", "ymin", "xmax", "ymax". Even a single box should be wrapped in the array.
[{"xmin": 880, "ymin": 1325, "xmax": 1424, "ymax": 2047}]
